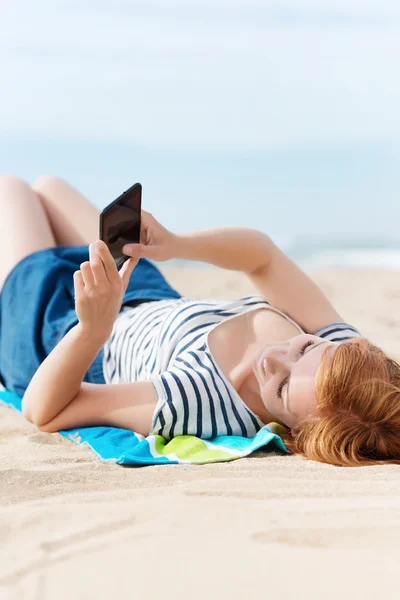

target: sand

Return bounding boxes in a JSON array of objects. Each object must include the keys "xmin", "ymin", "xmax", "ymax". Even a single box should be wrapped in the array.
[{"xmin": 1, "ymin": 266, "xmax": 400, "ymax": 600}]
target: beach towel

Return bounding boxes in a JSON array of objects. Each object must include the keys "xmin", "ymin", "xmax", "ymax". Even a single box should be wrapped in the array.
[{"xmin": 0, "ymin": 385, "xmax": 290, "ymax": 465}]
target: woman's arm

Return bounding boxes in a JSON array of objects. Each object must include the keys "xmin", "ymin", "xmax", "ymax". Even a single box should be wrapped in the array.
[
  {"xmin": 22, "ymin": 324, "xmax": 106, "ymax": 426},
  {"xmin": 245, "ymin": 243, "xmax": 346, "ymax": 333},
  {"xmin": 23, "ymin": 330, "xmax": 158, "ymax": 434},
  {"xmin": 175, "ymin": 228, "xmax": 344, "ymax": 332},
  {"xmin": 124, "ymin": 216, "xmax": 346, "ymax": 334},
  {"xmin": 32, "ymin": 379, "xmax": 158, "ymax": 436},
  {"xmin": 175, "ymin": 227, "xmax": 275, "ymax": 273},
  {"xmin": 22, "ymin": 239, "xmax": 138, "ymax": 427},
  {"xmin": 122, "ymin": 212, "xmax": 275, "ymax": 273}
]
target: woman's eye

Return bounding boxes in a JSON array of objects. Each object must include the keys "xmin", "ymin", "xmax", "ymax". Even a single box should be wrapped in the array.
[
  {"xmin": 300, "ymin": 340, "xmax": 314, "ymax": 356},
  {"xmin": 277, "ymin": 341, "xmax": 314, "ymax": 401},
  {"xmin": 277, "ymin": 377, "xmax": 288, "ymax": 400}
]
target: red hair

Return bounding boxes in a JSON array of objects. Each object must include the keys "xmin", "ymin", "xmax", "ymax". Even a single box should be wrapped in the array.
[{"xmin": 280, "ymin": 337, "xmax": 400, "ymax": 467}]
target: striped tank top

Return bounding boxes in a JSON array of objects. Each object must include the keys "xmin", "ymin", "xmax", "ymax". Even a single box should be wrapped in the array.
[{"xmin": 102, "ymin": 296, "xmax": 362, "ymax": 440}]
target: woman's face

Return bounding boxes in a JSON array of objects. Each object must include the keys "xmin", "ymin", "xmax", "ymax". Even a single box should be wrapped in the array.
[{"xmin": 252, "ymin": 334, "xmax": 340, "ymax": 428}]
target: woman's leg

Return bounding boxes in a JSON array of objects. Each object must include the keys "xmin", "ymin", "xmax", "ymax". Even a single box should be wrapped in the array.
[
  {"xmin": 0, "ymin": 176, "xmax": 56, "ymax": 291},
  {"xmin": 32, "ymin": 175, "xmax": 100, "ymax": 247}
]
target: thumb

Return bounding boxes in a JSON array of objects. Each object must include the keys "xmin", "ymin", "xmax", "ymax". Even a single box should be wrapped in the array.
[
  {"xmin": 123, "ymin": 243, "xmax": 159, "ymax": 260},
  {"xmin": 122, "ymin": 243, "xmax": 142, "ymax": 258}
]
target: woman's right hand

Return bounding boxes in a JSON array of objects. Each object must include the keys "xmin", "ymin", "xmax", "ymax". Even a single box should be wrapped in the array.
[{"xmin": 122, "ymin": 210, "xmax": 179, "ymax": 262}]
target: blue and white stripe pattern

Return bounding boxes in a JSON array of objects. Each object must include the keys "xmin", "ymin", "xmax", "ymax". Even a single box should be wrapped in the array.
[
  {"xmin": 103, "ymin": 296, "xmax": 362, "ymax": 441},
  {"xmin": 312, "ymin": 321, "xmax": 362, "ymax": 342}
]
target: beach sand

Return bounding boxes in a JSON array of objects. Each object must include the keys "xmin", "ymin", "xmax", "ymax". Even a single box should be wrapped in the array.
[{"xmin": 1, "ymin": 266, "xmax": 400, "ymax": 600}]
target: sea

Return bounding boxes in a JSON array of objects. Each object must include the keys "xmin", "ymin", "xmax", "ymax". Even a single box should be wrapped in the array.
[{"xmin": 2, "ymin": 138, "xmax": 400, "ymax": 273}]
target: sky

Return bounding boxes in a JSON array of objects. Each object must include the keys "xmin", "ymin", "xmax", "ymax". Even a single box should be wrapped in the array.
[{"xmin": 1, "ymin": 0, "xmax": 399, "ymax": 240}]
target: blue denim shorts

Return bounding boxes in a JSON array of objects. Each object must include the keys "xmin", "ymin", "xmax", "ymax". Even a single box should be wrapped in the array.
[{"xmin": 0, "ymin": 245, "xmax": 181, "ymax": 396}]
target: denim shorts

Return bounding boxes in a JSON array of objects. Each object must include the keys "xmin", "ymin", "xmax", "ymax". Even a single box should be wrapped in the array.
[{"xmin": 0, "ymin": 245, "xmax": 181, "ymax": 396}]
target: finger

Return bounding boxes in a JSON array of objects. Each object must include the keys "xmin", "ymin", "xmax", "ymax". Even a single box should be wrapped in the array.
[
  {"xmin": 80, "ymin": 261, "xmax": 95, "ymax": 288},
  {"xmin": 94, "ymin": 239, "xmax": 120, "ymax": 283},
  {"xmin": 89, "ymin": 243, "xmax": 109, "ymax": 285},
  {"xmin": 119, "ymin": 257, "xmax": 138, "ymax": 290},
  {"xmin": 73, "ymin": 270, "xmax": 84, "ymax": 298}
]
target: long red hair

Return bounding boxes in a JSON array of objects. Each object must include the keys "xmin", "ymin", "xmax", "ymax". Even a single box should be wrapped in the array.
[{"xmin": 280, "ymin": 337, "xmax": 400, "ymax": 467}]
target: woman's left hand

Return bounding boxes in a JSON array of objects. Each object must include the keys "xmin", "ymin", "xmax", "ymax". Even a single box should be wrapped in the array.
[{"xmin": 73, "ymin": 240, "xmax": 138, "ymax": 342}]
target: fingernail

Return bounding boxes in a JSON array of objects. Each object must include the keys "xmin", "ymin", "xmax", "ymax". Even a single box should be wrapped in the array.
[{"xmin": 123, "ymin": 244, "xmax": 133, "ymax": 253}]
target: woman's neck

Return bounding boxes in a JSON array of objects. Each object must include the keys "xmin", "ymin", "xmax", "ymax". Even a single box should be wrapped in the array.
[{"xmin": 219, "ymin": 310, "xmax": 282, "ymax": 426}]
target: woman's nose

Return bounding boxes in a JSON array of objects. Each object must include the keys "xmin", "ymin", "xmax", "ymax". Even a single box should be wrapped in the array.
[{"xmin": 265, "ymin": 347, "xmax": 289, "ymax": 375}]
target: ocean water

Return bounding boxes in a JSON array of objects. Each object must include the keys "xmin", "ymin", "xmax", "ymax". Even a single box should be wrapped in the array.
[
  {"xmin": 276, "ymin": 234, "xmax": 400, "ymax": 269},
  {"xmin": 2, "ymin": 137, "xmax": 400, "ymax": 272}
]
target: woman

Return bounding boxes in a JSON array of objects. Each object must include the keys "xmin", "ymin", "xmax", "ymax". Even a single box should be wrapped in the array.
[{"xmin": 1, "ymin": 175, "xmax": 399, "ymax": 467}]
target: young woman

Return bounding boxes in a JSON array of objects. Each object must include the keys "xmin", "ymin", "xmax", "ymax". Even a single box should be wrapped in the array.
[{"xmin": 1, "ymin": 175, "xmax": 399, "ymax": 467}]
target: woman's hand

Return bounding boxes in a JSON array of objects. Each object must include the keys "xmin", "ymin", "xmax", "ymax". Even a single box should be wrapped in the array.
[
  {"xmin": 121, "ymin": 210, "xmax": 179, "ymax": 262},
  {"xmin": 73, "ymin": 239, "xmax": 138, "ymax": 342}
]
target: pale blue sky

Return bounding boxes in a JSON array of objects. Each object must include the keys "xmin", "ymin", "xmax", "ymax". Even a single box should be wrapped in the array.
[{"xmin": 1, "ymin": 0, "xmax": 399, "ymax": 239}]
